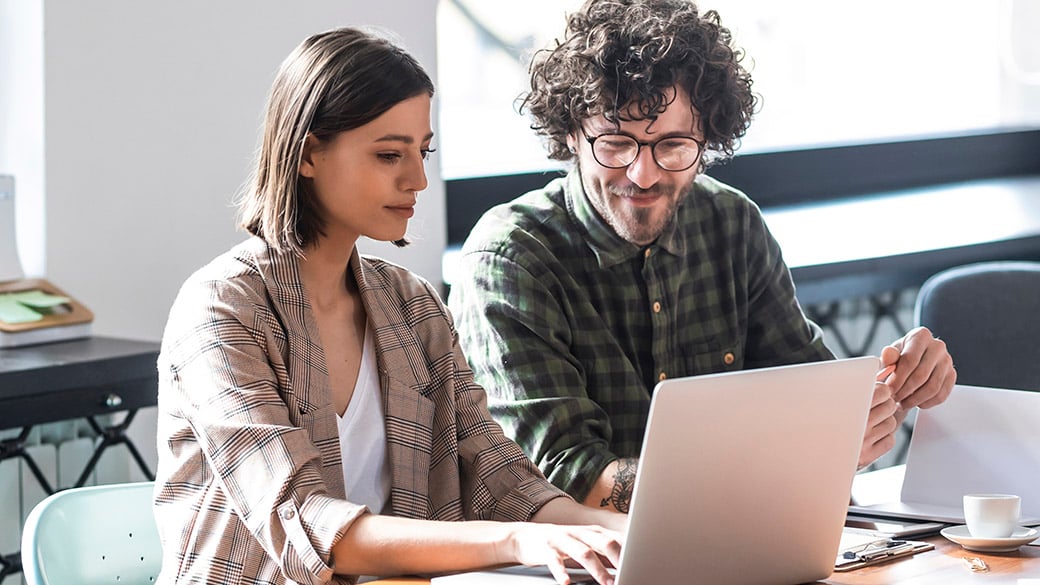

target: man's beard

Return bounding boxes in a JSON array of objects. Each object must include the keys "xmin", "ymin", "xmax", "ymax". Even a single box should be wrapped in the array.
[{"xmin": 603, "ymin": 181, "xmax": 689, "ymax": 245}]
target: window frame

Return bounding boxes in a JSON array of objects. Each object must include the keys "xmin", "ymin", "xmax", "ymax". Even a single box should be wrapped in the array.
[{"xmin": 445, "ymin": 128, "xmax": 1040, "ymax": 245}]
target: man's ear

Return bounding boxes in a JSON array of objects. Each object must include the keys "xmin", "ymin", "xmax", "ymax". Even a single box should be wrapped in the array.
[
  {"xmin": 566, "ymin": 133, "xmax": 578, "ymax": 155},
  {"xmin": 299, "ymin": 134, "xmax": 320, "ymax": 178}
]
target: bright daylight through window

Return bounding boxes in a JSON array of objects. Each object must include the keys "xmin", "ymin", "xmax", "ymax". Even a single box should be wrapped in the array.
[{"xmin": 436, "ymin": 0, "xmax": 1040, "ymax": 180}]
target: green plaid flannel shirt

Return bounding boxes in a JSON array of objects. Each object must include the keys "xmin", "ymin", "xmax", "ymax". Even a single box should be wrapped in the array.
[{"xmin": 448, "ymin": 170, "xmax": 834, "ymax": 500}]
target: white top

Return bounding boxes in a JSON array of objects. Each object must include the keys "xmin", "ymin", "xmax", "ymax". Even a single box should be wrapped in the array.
[{"xmin": 336, "ymin": 325, "xmax": 391, "ymax": 514}]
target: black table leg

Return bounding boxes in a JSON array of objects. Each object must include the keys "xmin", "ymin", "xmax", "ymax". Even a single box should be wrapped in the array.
[{"xmin": 74, "ymin": 410, "xmax": 155, "ymax": 488}]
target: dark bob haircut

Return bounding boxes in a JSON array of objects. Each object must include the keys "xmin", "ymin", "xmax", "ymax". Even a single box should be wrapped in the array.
[{"xmin": 240, "ymin": 27, "xmax": 435, "ymax": 253}]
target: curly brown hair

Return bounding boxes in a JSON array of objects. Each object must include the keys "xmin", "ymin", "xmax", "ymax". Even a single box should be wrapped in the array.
[{"xmin": 521, "ymin": 0, "xmax": 757, "ymax": 168}]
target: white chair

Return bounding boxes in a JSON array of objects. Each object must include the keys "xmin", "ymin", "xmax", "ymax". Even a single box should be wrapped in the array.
[{"xmin": 21, "ymin": 482, "xmax": 161, "ymax": 585}]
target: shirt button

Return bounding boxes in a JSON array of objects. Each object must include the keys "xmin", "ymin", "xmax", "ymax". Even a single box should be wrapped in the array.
[
  {"xmin": 723, "ymin": 352, "xmax": 735, "ymax": 365},
  {"xmin": 652, "ymin": 301, "xmax": 662, "ymax": 313},
  {"xmin": 659, "ymin": 372, "xmax": 667, "ymax": 381},
  {"xmin": 280, "ymin": 508, "xmax": 295, "ymax": 520},
  {"xmin": 644, "ymin": 248, "xmax": 652, "ymax": 258}
]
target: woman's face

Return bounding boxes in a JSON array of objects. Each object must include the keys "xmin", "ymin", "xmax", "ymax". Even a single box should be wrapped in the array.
[{"xmin": 300, "ymin": 93, "xmax": 434, "ymax": 246}]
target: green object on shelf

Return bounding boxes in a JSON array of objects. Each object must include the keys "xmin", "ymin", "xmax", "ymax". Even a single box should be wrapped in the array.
[{"xmin": 0, "ymin": 290, "xmax": 71, "ymax": 324}]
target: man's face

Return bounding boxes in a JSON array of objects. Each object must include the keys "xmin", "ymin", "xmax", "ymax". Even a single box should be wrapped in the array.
[{"xmin": 568, "ymin": 86, "xmax": 703, "ymax": 246}]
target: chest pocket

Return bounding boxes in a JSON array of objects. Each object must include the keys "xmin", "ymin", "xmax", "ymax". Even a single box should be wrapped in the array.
[{"xmin": 680, "ymin": 336, "xmax": 743, "ymax": 375}]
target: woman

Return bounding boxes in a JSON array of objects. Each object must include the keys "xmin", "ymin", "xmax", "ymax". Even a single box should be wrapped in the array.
[{"xmin": 154, "ymin": 27, "xmax": 624, "ymax": 585}]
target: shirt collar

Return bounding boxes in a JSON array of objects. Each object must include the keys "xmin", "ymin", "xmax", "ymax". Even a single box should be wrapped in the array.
[{"xmin": 563, "ymin": 167, "xmax": 686, "ymax": 268}]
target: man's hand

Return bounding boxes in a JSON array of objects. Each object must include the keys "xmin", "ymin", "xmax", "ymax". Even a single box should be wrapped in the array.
[
  {"xmin": 880, "ymin": 326, "xmax": 956, "ymax": 410},
  {"xmin": 859, "ymin": 376, "xmax": 901, "ymax": 469},
  {"xmin": 859, "ymin": 326, "xmax": 957, "ymax": 468}
]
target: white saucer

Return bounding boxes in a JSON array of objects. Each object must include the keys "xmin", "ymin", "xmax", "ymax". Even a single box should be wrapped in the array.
[{"xmin": 940, "ymin": 525, "xmax": 1039, "ymax": 552}]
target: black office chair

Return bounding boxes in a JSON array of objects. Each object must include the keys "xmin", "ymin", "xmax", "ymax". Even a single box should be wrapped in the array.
[{"xmin": 914, "ymin": 261, "xmax": 1040, "ymax": 391}]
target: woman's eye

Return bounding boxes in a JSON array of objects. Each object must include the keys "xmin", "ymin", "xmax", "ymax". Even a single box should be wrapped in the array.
[
  {"xmin": 378, "ymin": 152, "xmax": 402, "ymax": 163},
  {"xmin": 421, "ymin": 148, "xmax": 437, "ymax": 161}
]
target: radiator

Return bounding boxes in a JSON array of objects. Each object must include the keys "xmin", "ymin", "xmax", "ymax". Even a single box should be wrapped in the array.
[{"xmin": 0, "ymin": 420, "xmax": 139, "ymax": 585}]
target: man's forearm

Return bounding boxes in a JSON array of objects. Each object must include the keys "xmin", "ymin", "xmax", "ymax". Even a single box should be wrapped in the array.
[{"xmin": 581, "ymin": 457, "xmax": 638, "ymax": 513}]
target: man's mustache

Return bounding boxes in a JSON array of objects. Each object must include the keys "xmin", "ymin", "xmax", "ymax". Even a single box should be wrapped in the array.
[{"xmin": 607, "ymin": 184, "xmax": 667, "ymax": 198}]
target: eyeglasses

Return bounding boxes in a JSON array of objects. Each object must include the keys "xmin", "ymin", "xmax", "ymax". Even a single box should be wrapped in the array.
[{"xmin": 580, "ymin": 127, "xmax": 704, "ymax": 172}]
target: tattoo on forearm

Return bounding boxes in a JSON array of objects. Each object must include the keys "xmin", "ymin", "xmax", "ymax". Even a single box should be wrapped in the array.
[{"xmin": 600, "ymin": 458, "xmax": 637, "ymax": 513}]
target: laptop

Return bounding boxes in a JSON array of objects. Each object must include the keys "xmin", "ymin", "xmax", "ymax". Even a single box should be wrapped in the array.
[
  {"xmin": 432, "ymin": 356, "xmax": 877, "ymax": 585},
  {"xmin": 848, "ymin": 384, "xmax": 1040, "ymax": 525}
]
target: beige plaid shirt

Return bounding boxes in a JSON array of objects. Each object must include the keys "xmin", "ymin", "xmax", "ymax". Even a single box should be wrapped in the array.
[{"xmin": 154, "ymin": 237, "xmax": 565, "ymax": 585}]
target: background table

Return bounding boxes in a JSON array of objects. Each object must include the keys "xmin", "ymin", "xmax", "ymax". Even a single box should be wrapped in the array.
[
  {"xmin": 370, "ymin": 464, "xmax": 1040, "ymax": 584},
  {"xmin": 0, "ymin": 335, "xmax": 160, "ymax": 580}
]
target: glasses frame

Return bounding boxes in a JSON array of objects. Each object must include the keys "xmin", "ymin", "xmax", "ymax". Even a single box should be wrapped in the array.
[{"xmin": 579, "ymin": 126, "xmax": 705, "ymax": 172}]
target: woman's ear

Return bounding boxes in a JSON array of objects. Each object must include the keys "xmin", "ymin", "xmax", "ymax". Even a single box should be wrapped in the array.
[{"xmin": 299, "ymin": 134, "xmax": 320, "ymax": 178}]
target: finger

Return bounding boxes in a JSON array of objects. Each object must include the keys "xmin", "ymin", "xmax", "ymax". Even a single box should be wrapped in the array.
[
  {"xmin": 888, "ymin": 332, "xmax": 935, "ymax": 400},
  {"xmin": 859, "ymin": 428, "xmax": 897, "ymax": 468},
  {"xmin": 897, "ymin": 346, "xmax": 953, "ymax": 407},
  {"xmin": 590, "ymin": 530, "xmax": 623, "ymax": 569},
  {"xmin": 577, "ymin": 528, "xmax": 622, "ymax": 580},
  {"xmin": 868, "ymin": 381, "xmax": 896, "ymax": 410},
  {"xmin": 863, "ymin": 385, "xmax": 898, "ymax": 440},
  {"xmin": 559, "ymin": 526, "xmax": 623, "ymax": 569},
  {"xmin": 897, "ymin": 372, "xmax": 936, "ymax": 410},
  {"xmin": 897, "ymin": 339, "xmax": 953, "ymax": 404},
  {"xmin": 859, "ymin": 403, "xmax": 900, "ymax": 468},
  {"xmin": 899, "ymin": 385, "xmax": 933, "ymax": 410},
  {"xmin": 917, "ymin": 368, "xmax": 957, "ymax": 409},
  {"xmin": 558, "ymin": 535, "xmax": 614, "ymax": 585},
  {"xmin": 894, "ymin": 405, "xmax": 909, "ymax": 426},
  {"xmin": 545, "ymin": 555, "xmax": 572, "ymax": 585},
  {"xmin": 863, "ymin": 408, "xmax": 898, "ymax": 446},
  {"xmin": 880, "ymin": 345, "xmax": 900, "ymax": 368},
  {"xmin": 876, "ymin": 363, "xmax": 896, "ymax": 382},
  {"xmin": 893, "ymin": 346, "xmax": 937, "ymax": 402}
]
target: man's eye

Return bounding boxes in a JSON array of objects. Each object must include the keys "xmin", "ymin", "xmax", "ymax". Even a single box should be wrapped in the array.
[{"xmin": 598, "ymin": 138, "xmax": 634, "ymax": 152}]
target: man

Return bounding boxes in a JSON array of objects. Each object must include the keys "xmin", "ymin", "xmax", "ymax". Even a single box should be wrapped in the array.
[{"xmin": 448, "ymin": 0, "xmax": 955, "ymax": 513}]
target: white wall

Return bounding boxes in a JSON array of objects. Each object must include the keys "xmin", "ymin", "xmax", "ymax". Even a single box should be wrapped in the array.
[
  {"xmin": 39, "ymin": 0, "xmax": 444, "ymax": 342},
  {"xmin": 0, "ymin": 0, "xmax": 44, "ymax": 277}
]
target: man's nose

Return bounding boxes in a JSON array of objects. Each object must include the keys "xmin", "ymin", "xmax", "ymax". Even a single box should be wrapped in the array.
[{"xmin": 625, "ymin": 146, "xmax": 663, "ymax": 190}]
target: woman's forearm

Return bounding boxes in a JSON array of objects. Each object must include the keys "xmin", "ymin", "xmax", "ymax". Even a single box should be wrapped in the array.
[
  {"xmin": 331, "ymin": 498, "xmax": 627, "ymax": 578},
  {"xmin": 331, "ymin": 514, "xmax": 515, "ymax": 576}
]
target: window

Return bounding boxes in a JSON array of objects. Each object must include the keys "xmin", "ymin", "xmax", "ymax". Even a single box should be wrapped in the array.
[
  {"xmin": 436, "ymin": 0, "xmax": 580, "ymax": 179},
  {"xmin": 437, "ymin": 0, "xmax": 1040, "ymax": 181}
]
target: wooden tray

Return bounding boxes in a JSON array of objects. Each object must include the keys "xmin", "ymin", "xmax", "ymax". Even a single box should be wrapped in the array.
[{"xmin": 0, "ymin": 278, "xmax": 94, "ymax": 333}]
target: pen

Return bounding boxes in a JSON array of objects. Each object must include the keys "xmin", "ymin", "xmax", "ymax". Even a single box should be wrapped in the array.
[
  {"xmin": 847, "ymin": 540, "xmax": 914, "ymax": 562},
  {"xmin": 861, "ymin": 541, "xmax": 911, "ymax": 557}
]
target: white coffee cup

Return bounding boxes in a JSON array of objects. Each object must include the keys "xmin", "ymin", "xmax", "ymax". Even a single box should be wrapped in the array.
[{"xmin": 963, "ymin": 493, "xmax": 1021, "ymax": 538}]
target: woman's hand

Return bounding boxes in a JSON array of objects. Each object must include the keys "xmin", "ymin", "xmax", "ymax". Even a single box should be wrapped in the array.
[{"xmin": 506, "ymin": 522, "xmax": 622, "ymax": 585}]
